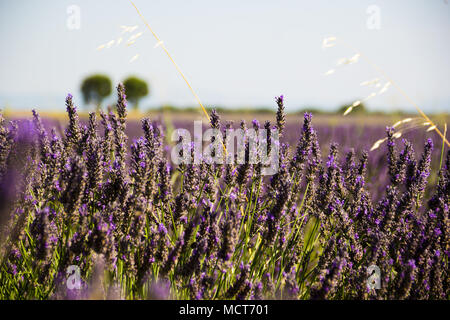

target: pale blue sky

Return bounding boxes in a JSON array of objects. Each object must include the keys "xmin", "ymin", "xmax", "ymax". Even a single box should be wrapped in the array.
[{"xmin": 0, "ymin": 0, "xmax": 449, "ymax": 112}]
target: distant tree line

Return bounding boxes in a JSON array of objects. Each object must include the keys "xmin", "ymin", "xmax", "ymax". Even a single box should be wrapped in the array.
[{"xmin": 80, "ymin": 76, "xmax": 445, "ymax": 117}]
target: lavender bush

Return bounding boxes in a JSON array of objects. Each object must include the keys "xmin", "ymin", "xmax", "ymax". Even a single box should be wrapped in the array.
[{"xmin": 0, "ymin": 84, "xmax": 448, "ymax": 300}]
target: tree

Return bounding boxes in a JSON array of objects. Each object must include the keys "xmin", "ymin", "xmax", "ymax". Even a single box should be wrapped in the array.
[
  {"xmin": 81, "ymin": 74, "xmax": 112, "ymax": 110},
  {"xmin": 123, "ymin": 76, "xmax": 149, "ymax": 110}
]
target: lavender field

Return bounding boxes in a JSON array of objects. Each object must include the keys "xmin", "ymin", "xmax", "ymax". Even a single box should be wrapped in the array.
[{"xmin": 0, "ymin": 85, "xmax": 448, "ymax": 300}]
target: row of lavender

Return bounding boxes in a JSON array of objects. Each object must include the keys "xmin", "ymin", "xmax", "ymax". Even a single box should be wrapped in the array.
[
  {"xmin": 167, "ymin": 120, "xmax": 445, "ymax": 203},
  {"xmin": 26, "ymin": 113, "xmax": 445, "ymax": 203},
  {"xmin": 0, "ymin": 85, "xmax": 448, "ymax": 299}
]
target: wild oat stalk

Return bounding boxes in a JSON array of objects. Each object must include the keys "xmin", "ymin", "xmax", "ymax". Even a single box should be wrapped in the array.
[{"xmin": 324, "ymin": 36, "xmax": 449, "ymax": 148}]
